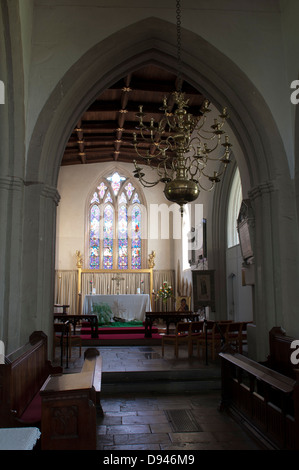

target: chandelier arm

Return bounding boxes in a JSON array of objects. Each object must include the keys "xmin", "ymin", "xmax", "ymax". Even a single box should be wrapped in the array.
[
  {"xmin": 187, "ymin": 160, "xmax": 204, "ymax": 178},
  {"xmin": 139, "ymin": 127, "xmax": 159, "ymax": 144},
  {"xmin": 195, "ymin": 131, "xmax": 220, "ymax": 142},
  {"xmin": 205, "ymin": 154, "xmax": 230, "ymax": 163},
  {"xmin": 134, "ymin": 143, "xmax": 170, "ymax": 161},
  {"xmin": 212, "ymin": 164, "xmax": 229, "ymax": 178},
  {"xmin": 134, "ymin": 172, "xmax": 166, "ymax": 188},
  {"xmin": 156, "ymin": 160, "xmax": 172, "ymax": 177},
  {"xmin": 197, "ymin": 179, "xmax": 216, "ymax": 192},
  {"xmin": 138, "ymin": 179, "xmax": 161, "ymax": 188},
  {"xmin": 133, "ymin": 145, "xmax": 157, "ymax": 161},
  {"xmin": 194, "ymin": 115, "xmax": 208, "ymax": 132},
  {"xmin": 164, "ymin": 135, "xmax": 178, "ymax": 151},
  {"xmin": 164, "ymin": 116, "xmax": 179, "ymax": 133},
  {"xmin": 200, "ymin": 140, "xmax": 223, "ymax": 155}
]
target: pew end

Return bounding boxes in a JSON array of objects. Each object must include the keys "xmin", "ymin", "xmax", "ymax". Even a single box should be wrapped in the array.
[{"xmin": 40, "ymin": 346, "xmax": 103, "ymax": 449}]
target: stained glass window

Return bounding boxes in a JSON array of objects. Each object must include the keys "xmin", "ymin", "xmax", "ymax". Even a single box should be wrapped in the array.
[
  {"xmin": 107, "ymin": 172, "xmax": 125, "ymax": 196},
  {"xmin": 105, "ymin": 191, "xmax": 113, "ymax": 203},
  {"xmin": 91, "ymin": 192, "xmax": 99, "ymax": 204},
  {"xmin": 89, "ymin": 204, "xmax": 100, "ymax": 268},
  {"xmin": 103, "ymin": 204, "xmax": 114, "ymax": 269},
  {"xmin": 125, "ymin": 182, "xmax": 134, "ymax": 199},
  {"xmin": 119, "ymin": 192, "xmax": 127, "ymax": 204},
  {"xmin": 88, "ymin": 171, "xmax": 145, "ymax": 269},
  {"xmin": 131, "ymin": 204, "xmax": 141, "ymax": 269},
  {"xmin": 132, "ymin": 192, "xmax": 140, "ymax": 204},
  {"xmin": 118, "ymin": 204, "xmax": 128, "ymax": 269},
  {"xmin": 97, "ymin": 182, "xmax": 107, "ymax": 199}
]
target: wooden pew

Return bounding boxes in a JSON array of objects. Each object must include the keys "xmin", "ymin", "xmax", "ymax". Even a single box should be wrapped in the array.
[
  {"xmin": 262, "ymin": 326, "xmax": 297, "ymax": 379},
  {"xmin": 219, "ymin": 345, "xmax": 299, "ymax": 450},
  {"xmin": 0, "ymin": 331, "xmax": 62, "ymax": 428},
  {"xmin": 40, "ymin": 348, "xmax": 102, "ymax": 450}
]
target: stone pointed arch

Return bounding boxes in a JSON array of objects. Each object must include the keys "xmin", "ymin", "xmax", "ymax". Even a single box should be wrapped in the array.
[
  {"xmin": 27, "ymin": 17, "xmax": 289, "ymax": 191},
  {"xmin": 25, "ymin": 17, "xmax": 298, "ymax": 360}
]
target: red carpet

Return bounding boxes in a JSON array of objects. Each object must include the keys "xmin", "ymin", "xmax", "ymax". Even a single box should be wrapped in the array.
[{"xmin": 80, "ymin": 324, "xmax": 162, "ymax": 345}]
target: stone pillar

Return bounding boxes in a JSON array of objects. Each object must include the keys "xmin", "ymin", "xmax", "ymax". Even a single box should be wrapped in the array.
[
  {"xmin": 0, "ymin": 176, "xmax": 24, "ymax": 353},
  {"xmin": 248, "ymin": 179, "xmax": 299, "ymax": 361},
  {"xmin": 20, "ymin": 182, "xmax": 60, "ymax": 355},
  {"xmin": 0, "ymin": 176, "xmax": 60, "ymax": 354}
]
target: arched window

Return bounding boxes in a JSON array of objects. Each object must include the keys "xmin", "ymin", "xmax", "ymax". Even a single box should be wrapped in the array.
[
  {"xmin": 88, "ymin": 171, "xmax": 145, "ymax": 269},
  {"xmin": 227, "ymin": 167, "xmax": 242, "ymax": 248}
]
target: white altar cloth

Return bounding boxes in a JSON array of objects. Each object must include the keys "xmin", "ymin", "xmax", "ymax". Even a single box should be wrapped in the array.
[
  {"xmin": 0, "ymin": 427, "xmax": 41, "ymax": 450},
  {"xmin": 83, "ymin": 294, "xmax": 151, "ymax": 321}
]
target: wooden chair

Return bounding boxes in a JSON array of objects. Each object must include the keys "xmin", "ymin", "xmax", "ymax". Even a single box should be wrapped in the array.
[
  {"xmin": 238, "ymin": 321, "xmax": 251, "ymax": 353},
  {"xmin": 161, "ymin": 322, "xmax": 190, "ymax": 358},
  {"xmin": 53, "ymin": 323, "xmax": 82, "ymax": 360},
  {"xmin": 188, "ymin": 321, "xmax": 205, "ymax": 357},
  {"xmin": 226, "ymin": 322, "xmax": 243, "ymax": 352},
  {"xmin": 197, "ymin": 321, "xmax": 228, "ymax": 360}
]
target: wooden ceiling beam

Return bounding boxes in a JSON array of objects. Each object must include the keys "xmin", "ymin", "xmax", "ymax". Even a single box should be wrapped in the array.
[{"xmin": 61, "ymin": 66, "xmax": 205, "ymax": 167}]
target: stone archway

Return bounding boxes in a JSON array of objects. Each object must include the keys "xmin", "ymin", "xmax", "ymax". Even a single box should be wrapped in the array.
[{"xmin": 26, "ymin": 17, "xmax": 298, "ymax": 360}]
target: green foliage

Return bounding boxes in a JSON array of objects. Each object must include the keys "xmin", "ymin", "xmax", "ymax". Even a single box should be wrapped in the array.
[
  {"xmin": 105, "ymin": 321, "xmax": 143, "ymax": 328},
  {"xmin": 92, "ymin": 302, "xmax": 113, "ymax": 325}
]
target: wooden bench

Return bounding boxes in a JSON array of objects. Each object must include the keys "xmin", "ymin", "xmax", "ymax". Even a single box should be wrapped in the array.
[
  {"xmin": 262, "ymin": 326, "xmax": 297, "ymax": 379},
  {"xmin": 40, "ymin": 347, "xmax": 103, "ymax": 450},
  {"xmin": 219, "ymin": 344, "xmax": 299, "ymax": 450},
  {"xmin": 0, "ymin": 331, "xmax": 62, "ymax": 428}
]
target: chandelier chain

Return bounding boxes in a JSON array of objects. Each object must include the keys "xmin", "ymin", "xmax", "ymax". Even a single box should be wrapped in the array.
[
  {"xmin": 176, "ymin": 0, "xmax": 182, "ymax": 92},
  {"xmin": 132, "ymin": 0, "xmax": 232, "ymax": 213}
]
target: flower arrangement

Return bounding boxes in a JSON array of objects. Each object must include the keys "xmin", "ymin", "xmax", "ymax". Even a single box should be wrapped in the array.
[{"xmin": 156, "ymin": 281, "xmax": 173, "ymax": 303}]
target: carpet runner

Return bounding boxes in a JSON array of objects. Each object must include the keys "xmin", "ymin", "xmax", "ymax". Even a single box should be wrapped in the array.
[{"xmin": 80, "ymin": 322, "xmax": 162, "ymax": 345}]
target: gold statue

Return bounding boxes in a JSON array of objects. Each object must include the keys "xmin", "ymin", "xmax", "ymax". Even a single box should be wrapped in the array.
[
  {"xmin": 75, "ymin": 250, "xmax": 83, "ymax": 268},
  {"xmin": 148, "ymin": 250, "xmax": 156, "ymax": 269}
]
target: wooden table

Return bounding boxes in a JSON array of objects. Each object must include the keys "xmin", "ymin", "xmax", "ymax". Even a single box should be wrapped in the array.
[{"xmin": 144, "ymin": 311, "xmax": 200, "ymax": 337}]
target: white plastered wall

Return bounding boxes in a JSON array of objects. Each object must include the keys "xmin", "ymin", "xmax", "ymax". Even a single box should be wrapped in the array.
[{"xmin": 56, "ymin": 162, "xmax": 177, "ymax": 271}]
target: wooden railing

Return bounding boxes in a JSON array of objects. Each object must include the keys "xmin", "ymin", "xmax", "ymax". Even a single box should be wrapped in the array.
[{"xmin": 219, "ymin": 346, "xmax": 299, "ymax": 450}]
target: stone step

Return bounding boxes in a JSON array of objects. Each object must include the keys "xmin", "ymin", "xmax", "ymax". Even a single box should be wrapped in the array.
[{"xmin": 101, "ymin": 368, "xmax": 221, "ymax": 394}]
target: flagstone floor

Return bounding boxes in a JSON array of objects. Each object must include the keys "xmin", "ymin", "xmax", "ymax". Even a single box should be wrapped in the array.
[{"xmin": 57, "ymin": 343, "xmax": 265, "ymax": 451}]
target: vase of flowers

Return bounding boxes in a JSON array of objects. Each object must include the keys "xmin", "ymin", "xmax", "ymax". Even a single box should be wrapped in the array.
[{"xmin": 156, "ymin": 281, "xmax": 173, "ymax": 311}]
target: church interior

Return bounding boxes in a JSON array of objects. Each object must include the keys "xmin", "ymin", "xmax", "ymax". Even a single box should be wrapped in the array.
[{"xmin": 1, "ymin": 0, "xmax": 299, "ymax": 453}]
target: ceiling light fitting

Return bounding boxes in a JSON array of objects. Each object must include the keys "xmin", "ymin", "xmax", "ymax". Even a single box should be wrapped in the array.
[{"xmin": 132, "ymin": 0, "xmax": 232, "ymax": 215}]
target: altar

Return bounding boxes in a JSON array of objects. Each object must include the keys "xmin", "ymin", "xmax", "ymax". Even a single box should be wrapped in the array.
[{"xmin": 83, "ymin": 294, "xmax": 152, "ymax": 321}]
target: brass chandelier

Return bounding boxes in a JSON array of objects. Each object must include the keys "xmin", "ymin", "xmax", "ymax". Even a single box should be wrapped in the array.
[{"xmin": 132, "ymin": 0, "xmax": 232, "ymax": 215}]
